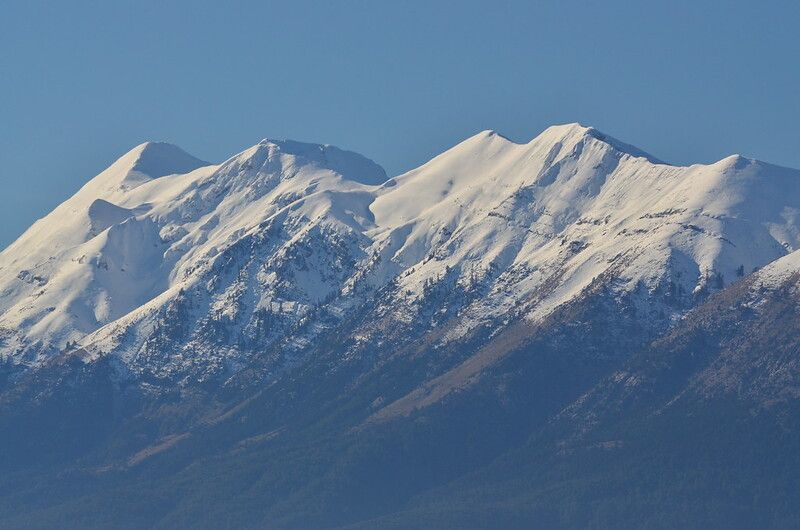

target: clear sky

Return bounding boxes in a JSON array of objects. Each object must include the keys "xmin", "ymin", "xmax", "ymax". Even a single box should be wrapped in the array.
[{"xmin": 2, "ymin": 0, "xmax": 799, "ymax": 248}]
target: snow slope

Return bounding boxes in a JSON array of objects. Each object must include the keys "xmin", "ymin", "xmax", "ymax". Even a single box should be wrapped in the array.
[
  {"xmin": 368, "ymin": 124, "xmax": 799, "ymax": 335},
  {"xmin": 748, "ymin": 248, "xmax": 800, "ymax": 290},
  {"xmin": 0, "ymin": 139, "xmax": 384, "ymax": 366},
  {"xmin": 1, "ymin": 125, "xmax": 798, "ymax": 382}
]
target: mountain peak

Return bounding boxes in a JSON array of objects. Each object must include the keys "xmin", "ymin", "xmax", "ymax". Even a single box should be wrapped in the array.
[
  {"xmin": 458, "ymin": 124, "xmax": 665, "ymax": 165},
  {"xmin": 87, "ymin": 141, "xmax": 211, "ymax": 195},
  {"xmin": 534, "ymin": 123, "xmax": 666, "ymax": 164},
  {"xmin": 124, "ymin": 141, "xmax": 209, "ymax": 179},
  {"xmin": 225, "ymin": 138, "xmax": 387, "ymax": 186},
  {"xmin": 713, "ymin": 153, "xmax": 754, "ymax": 171},
  {"xmin": 472, "ymin": 129, "xmax": 514, "ymax": 141}
]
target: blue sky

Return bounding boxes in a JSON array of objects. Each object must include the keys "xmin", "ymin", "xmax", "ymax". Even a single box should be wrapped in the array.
[{"xmin": 1, "ymin": 0, "xmax": 799, "ymax": 248}]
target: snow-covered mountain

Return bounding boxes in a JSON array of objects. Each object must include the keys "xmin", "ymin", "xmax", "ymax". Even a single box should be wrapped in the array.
[
  {"xmin": 3, "ymin": 124, "xmax": 800, "ymax": 529},
  {"xmin": 1, "ymin": 124, "xmax": 798, "ymax": 385}
]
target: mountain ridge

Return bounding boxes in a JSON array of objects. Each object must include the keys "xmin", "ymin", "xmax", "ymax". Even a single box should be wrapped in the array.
[
  {"xmin": 1, "ymin": 124, "xmax": 800, "ymax": 528},
  {"xmin": 1, "ymin": 124, "xmax": 798, "ymax": 375}
]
